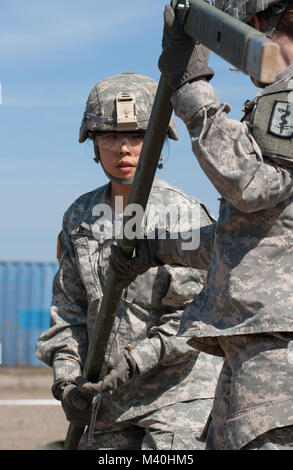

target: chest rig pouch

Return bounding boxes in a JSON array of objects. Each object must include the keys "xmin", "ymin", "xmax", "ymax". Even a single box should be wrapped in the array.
[{"xmin": 253, "ymin": 79, "xmax": 293, "ymax": 163}]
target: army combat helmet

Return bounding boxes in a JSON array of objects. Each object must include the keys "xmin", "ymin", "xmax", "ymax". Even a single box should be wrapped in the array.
[
  {"xmin": 79, "ymin": 72, "xmax": 178, "ymax": 185},
  {"xmin": 215, "ymin": 0, "xmax": 289, "ymax": 37}
]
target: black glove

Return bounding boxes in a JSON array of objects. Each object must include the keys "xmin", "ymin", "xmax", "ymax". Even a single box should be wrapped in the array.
[
  {"xmin": 75, "ymin": 350, "xmax": 139, "ymax": 399},
  {"xmin": 158, "ymin": 4, "xmax": 214, "ymax": 90},
  {"xmin": 110, "ymin": 239, "xmax": 163, "ymax": 290},
  {"xmin": 52, "ymin": 378, "xmax": 92, "ymax": 426}
]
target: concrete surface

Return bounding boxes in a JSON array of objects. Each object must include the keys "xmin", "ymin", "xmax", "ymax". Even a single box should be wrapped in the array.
[{"xmin": 0, "ymin": 367, "xmax": 68, "ymax": 450}]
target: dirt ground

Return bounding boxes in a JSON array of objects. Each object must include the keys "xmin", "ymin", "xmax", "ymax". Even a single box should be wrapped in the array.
[{"xmin": 0, "ymin": 367, "xmax": 68, "ymax": 450}]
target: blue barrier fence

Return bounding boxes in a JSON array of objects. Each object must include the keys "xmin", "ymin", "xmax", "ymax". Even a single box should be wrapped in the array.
[{"xmin": 0, "ymin": 261, "xmax": 58, "ymax": 366}]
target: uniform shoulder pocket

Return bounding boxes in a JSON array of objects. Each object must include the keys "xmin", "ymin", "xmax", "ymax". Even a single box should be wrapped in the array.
[{"xmin": 70, "ymin": 225, "xmax": 103, "ymax": 301}]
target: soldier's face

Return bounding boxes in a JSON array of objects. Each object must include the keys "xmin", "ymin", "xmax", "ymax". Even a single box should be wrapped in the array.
[{"xmin": 96, "ymin": 132, "xmax": 144, "ymax": 180}]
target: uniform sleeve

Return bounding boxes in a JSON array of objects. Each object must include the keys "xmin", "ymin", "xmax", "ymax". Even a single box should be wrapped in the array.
[
  {"xmin": 171, "ymin": 80, "xmax": 293, "ymax": 213},
  {"xmin": 35, "ymin": 217, "xmax": 89, "ymax": 381},
  {"xmin": 128, "ymin": 198, "xmax": 215, "ymax": 374},
  {"xmin": 151, "ymin": 200, "xmax": 216, "ymax": 271},
  {"xmin": 158, "ymin": 222, "xmax": 216, "ymax": 270},
  {"xmin": 131, "ymin": 261, "xmax": 207, "ymax": 374}
]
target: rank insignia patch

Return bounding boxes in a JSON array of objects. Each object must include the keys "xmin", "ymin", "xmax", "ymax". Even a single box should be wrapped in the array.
[{"xmin": 268, "ymin": 101, "xmax": 293, "ymax": 138}]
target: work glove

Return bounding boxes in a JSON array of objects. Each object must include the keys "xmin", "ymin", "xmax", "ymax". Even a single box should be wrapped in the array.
[
  {"xmin": 52, "ymin": 378, "xmax": 92, "ymax": 426},
  {"xmin": 75, "ymin": 350, "xmax": 139, "ymax": 399},
  {"xmin": 110, "ymin": 238, "xmax": 164, "ymax": 290},
  {"xmin": 158, "ymin": 4, "xmax": 214, "ymax": 90}
]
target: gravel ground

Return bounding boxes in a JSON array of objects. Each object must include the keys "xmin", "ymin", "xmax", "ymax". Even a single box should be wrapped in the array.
[{"xmin": 0, "ymin": 368, "xmax": 68, "ymax": 450}]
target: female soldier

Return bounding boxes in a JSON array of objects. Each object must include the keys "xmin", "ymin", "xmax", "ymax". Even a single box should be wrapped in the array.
[
  {"xmin": 110, "ymin": 2, "xmax": 293, "ymax": 450},
  {"xmin": 36, "ymin": 72, "xmax": 222, "ymax": 450}
]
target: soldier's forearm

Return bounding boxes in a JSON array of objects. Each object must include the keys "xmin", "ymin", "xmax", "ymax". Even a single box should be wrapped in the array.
[
  {"xmin": 53, "ymin": 357, "xmax": 82, "ymax": 382},
  {"xmin": 131, "ymin": 333, "xmax": 198, "ymax": 375},
  {"xmin": 158, "ymin": 224, "xmax": 215, "ymax": 270}
]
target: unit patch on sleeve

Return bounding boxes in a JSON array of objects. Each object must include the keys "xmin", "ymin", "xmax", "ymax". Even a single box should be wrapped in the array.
[
  {"xmin": 268, "ymin": 101, "xmax": 293, "ymax": 138},
  {"xmin": 252, "ymin": 80, "xmax": 293, "ymax": 160}
]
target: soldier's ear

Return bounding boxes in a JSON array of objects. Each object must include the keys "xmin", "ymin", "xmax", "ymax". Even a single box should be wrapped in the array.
[
  {"xmin": 250, "ymin": 13, "xmax": 269, "ymax": 33},
  {"xmin": 250, "ymin": 14, "xmax": 261, "ymax": 31}
]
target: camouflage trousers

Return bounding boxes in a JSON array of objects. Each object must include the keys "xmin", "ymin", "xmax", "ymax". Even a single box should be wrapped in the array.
[
  {"xmin": 78, "ymin": 398, "xmax": 213, "ymax": 450},
  {"xmin": 206, "ymin": 333, "xmax": 293, "ymax": 450}
]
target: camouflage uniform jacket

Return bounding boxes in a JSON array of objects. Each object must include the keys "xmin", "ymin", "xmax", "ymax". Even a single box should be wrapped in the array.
[
  {"xmin": 171, "ymin": 66, "xmax": 293, "ymax": 355},
  {"xmin": 36, "ymin": 177, "xmax": 222, "ymax": 422}
]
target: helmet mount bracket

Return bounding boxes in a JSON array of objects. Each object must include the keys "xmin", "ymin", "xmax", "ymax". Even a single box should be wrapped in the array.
[{"xmin": 116, "ymin": 92, "xmax": 138, "ymax": 131}]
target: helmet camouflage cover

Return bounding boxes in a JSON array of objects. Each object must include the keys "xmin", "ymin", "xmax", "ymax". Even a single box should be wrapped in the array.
[
  {"xmin": 214, "ymin": 0, "xmax": 285, "ymax": 22},
  {"xmin": 79, "ymin": 72, "xmax": 178, "ymax": 142}
]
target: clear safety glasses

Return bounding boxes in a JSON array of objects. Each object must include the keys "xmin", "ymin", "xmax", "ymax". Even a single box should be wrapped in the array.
[{"xmin": 96, "ymin": 132, "xmax": 144, "ymax": 153}]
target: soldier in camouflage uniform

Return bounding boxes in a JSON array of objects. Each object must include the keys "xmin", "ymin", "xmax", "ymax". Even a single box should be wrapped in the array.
[
  {"xmin": 35, "ymin": 72, "xmax": 223, "ymax": 450},
  {"xmin": 110, "ymin": 3, "xmax": 293, "ymax": 450}
]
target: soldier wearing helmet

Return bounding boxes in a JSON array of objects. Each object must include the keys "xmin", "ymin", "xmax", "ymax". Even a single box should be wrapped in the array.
[
  {"xmin": 36, "ymin": 72, "xmax": 222, "ymax": 450},
  {"xmin": 109, "ymin": 1, "xmax": 293, "ymax": 450},
  {"xmin": 79, "ymin": 73, "xmax": 178, "ymax": 186}
]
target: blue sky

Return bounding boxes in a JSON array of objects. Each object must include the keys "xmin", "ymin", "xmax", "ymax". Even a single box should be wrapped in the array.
[{"xmin": 0, "ymin": 0, "xmax": 256, "ymax": 262}]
